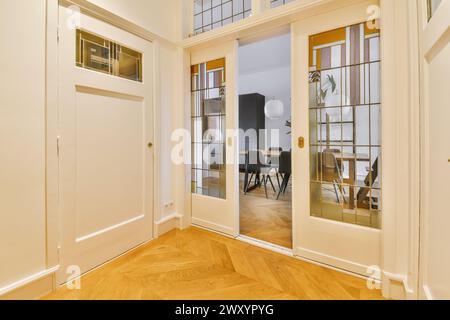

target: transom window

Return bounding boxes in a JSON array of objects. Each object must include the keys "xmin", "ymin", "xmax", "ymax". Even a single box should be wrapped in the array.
[
  {"xmin": 194, "ymin": 0, "xmax": 252, "ymax": 35},
  {"xmin": 270, "ymin": 0, "xmax": 296, "ymax": 8}
]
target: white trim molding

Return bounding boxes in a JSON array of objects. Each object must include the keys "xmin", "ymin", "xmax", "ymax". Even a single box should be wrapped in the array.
[
  {"xmin": 154, "ymin": 213, "xmax": 183, "ymax": 237},
  {"xmin": 191, "ymin": 218, "xmax": 236, "ymax": 237},
  {"xmin": 380, "ymin": 0, "xmax": 421, "ymax": 300},
  {"xmin": 59, "ymin": 0, "xmax": 176, "ymax": 47},
  {"xmin": 382, "ymin": 271, "xmax": 416, "ymax": 300},
  {"xmin": 294, "ymin": 247, "xmax": 373, "ymax": 279},
  {"xmin": 182, "ymin": 0, "xmax": 370, "ymax": 49},
  {"xmin": 0, "ymin": 266, "xmax": 59, "ymax": 300},
  {"xmin": 422, "ymin": 285, "xmax": 434, "ymax": 301}
]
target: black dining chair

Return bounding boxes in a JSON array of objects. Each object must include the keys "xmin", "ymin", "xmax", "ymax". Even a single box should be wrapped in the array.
[
  {"xmin": 245, "ymin": 150, "xmax": 276, "ymax": 198},
  {"xmin": 277, "ymin": 151, "xmax": 292, "ymax": 200},
  {"xmin": 268, "ymin": 147, "xmax": 283, "ymax": 189}
]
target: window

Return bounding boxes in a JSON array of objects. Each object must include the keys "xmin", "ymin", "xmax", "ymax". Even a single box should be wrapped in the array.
[
  {"xmin": 191, "ymin": 58, "xmax": 227, "ymax": 199},
  {"xmin": 270, "ymin": 0, "xmax": 296, "ymax": 8},
  {"xmin": 194, "ymin": 0, "xmax": 252, "ymax": 35},
  {"xmin": 309, "ymin": 22, "xmax": 382, "ymax": 229},
  {"xmin": 76, "ymin": 30, "xmax": 142, "ymax": 82}
]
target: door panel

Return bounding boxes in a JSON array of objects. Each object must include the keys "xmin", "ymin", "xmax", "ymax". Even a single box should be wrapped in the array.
[
  {"xmin": 57, "ymin": 6, "xmax": 153, "ymax": 284},
  {"xmin": 292, "ymin": 4, "xmax": 381, "ymax": 276},
  {"xmin": 190, "ymin": 42, "xmax": 239, "ymax": 237},
  {"xmin": 75, "ymin": 88, "xmax": 145, "ymax": 238},
  {"xmin": 419, "ymin": 0, "xmax": 450, "ymax": 300}
]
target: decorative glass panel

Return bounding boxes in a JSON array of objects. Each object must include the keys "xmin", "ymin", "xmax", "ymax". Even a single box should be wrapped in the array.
[
  {"xmin": 427, "ymin": 0, "xmax": 442, "ymax": 21},
  {"xmin": 76, "ymin": 29, "xmax": 142, "ymax": 82},
  {"xmin": 191, "ymin": 58, "xmax": 227, "ymax": 199},
  {"xmin": 308, "ymin": 22, "xmax": 382, "ymax": 229},
  {"xmin": 193, "ymin": 0, "xmax": 252, "ymax": 35}
]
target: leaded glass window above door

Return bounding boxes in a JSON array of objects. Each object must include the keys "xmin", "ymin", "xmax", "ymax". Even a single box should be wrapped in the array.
[{"xmin": 194, "ymin": 0, "xmax": 252, "ymax": 35}]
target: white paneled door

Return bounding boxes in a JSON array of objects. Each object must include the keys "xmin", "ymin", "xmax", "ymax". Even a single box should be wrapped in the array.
[
  {"xmin": 419, "ymin": 0, "xmax": 450, "ymax": 300},
  {"xmin": 57, "ymin": 6, "xmax": 154, "ymax": 284}
]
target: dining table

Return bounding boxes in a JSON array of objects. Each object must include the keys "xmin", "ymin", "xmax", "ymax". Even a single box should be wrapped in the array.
[{"xmin": 331, "ymin": 152, "xmax": 370, "ymax": 209}]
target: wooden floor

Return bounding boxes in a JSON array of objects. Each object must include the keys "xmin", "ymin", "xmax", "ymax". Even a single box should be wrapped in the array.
[
  {"xmin": 240, "ymin": 175, "xmax": 292, "ymax": 248},
  {"xmin": 44, "ymin": 227, "xmax": 383, "ymax": 300}
]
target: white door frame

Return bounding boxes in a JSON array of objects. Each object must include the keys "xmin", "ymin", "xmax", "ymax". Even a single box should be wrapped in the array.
[
  {"xmin": 182, "ymin": 0, "xmax": 420, "ymax": 292},
  {"xmin": 418, "ymin": 0, "xmax": 450, "ymax": 300}
]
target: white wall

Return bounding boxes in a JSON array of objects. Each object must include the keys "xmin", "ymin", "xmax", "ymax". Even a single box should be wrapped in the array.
[
  {"xmin": 0, "ymin": 0, "xmax": 47, "ymax": 289},
  {"xmin": 86, "ymin": 0, "xmax": 180, "ymax": 41},
  {"xmin": 0, "ymin": 0, "xmax": 180, "ymax": 297},
  {"xmin": 239, "ymin": 67, "xmax": 292, "ymax": 150},
  {"xmin": 239, "ymin": 33, "xmax": 292, "ymax": 151},
  {"xmin": 79, "ymin": 1, "xmax": 180, "ymax": 221},
  {"xmin": 155, "ymin": 44, "xmax": 178, "ymax": 220}
]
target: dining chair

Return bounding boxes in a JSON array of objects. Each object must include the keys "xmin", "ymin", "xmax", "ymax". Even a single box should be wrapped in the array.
[
  {"xmin": 245, "ymin": 151, "xmax": 276, "ymax": 199},
  {"xmin": 277, "ymin": 151, "xmax": 292, "ymax": 200},
  {"xmin": 268, "ymin": 147, "xmax": 283, "ymax": 189},
  {"xmin": 321, "ymin": 149, "xmax": 346, "ymax": 204}
]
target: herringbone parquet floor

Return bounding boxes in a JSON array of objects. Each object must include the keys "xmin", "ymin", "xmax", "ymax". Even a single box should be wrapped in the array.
[
  {"xmin": 240, "ymin": 175, "xmax": 292, "ymax": 248},
  {"xmin": 44, "ymin": 227, "xmax": 383, "ymax": 300}
]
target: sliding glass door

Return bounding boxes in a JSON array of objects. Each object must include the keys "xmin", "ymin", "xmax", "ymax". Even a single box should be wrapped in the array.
[
  {"xmin": 190, "ymin": 41, "xmax": 239, "ymax": 236},
  {"xmin": 292, "ymin": 5, "xmax": 382, "ymax": 276}
]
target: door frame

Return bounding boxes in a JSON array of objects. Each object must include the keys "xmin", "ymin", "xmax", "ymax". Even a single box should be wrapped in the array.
[
  {"xmin": 235, "ymin": 28, "xmax": 295, "ymax": 251},
  {"xmin": 45, "ymin": 0, "xmax": 160, "ymax": 285},
  {"xmin": 182, "ymin": 0, "xmax": 422, "ymax": 295},
  {"xmin": 417, "ymin": 0, "xmax": 450, "ymax": 300}
]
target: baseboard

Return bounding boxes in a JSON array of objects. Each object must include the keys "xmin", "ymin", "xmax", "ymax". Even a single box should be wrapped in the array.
[
  {"xmin": 0, "ymin": 266, "xmax": 59, "ymax": 300},
  {"xmin": 154, "ymin": 213, "xmax": 183, "ymax": 237},
  {"xmin": 422, "ymin": 285, "xmax": 434, "ymax": 300},
  {"xmin": 294, "ymin": 246, "xmax": 372, "ymax": 278},
  {"xmin": 237, "ymin": 235, "xmax": 294, "ymax": 257},
  {"xmin": 191, "ymin": 218, "xmax": 235, "ymax": 237},
  {"xmin": 382, "ymin": 271, "xmax": 416, "ymax": 300}
]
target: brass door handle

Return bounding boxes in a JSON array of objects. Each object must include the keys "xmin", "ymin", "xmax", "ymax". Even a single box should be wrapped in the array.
[
  {"xmin": 298, "ymin": 137, "xmax": 305, "ymax": 149},
  {"xmin": 148, "ymin": 142, "xmax": 153, "ymax": 148}
]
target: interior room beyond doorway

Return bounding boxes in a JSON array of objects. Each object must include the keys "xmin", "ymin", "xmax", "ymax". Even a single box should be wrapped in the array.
[{"xmin": 238, "ymin": 31, "xmax": 292, "ymax": 249}]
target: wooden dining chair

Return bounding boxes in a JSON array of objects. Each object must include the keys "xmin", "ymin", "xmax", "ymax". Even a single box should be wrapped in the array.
[{"xmin": 321, "ymin": 149, "xmax": 346, "ymax": 204}]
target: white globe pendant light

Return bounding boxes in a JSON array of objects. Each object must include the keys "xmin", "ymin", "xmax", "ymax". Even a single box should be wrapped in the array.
[{"xmin": 264, "ymin": 99, "xmax": 284, "ymax": 120}]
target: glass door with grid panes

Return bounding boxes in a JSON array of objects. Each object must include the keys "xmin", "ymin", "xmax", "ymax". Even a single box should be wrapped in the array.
[
  {"xmin": 292, "ymin": 7, "xmax": 382, "ymax": 276},
  {"xmin": 190, "ymin": 41, "xmax": 239, "ymax": 237}
]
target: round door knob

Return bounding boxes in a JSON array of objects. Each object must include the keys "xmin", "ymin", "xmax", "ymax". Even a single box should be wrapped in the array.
[{"xmin": 148, "ymin": 142, "xmax": 153, "ymax": 148}]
